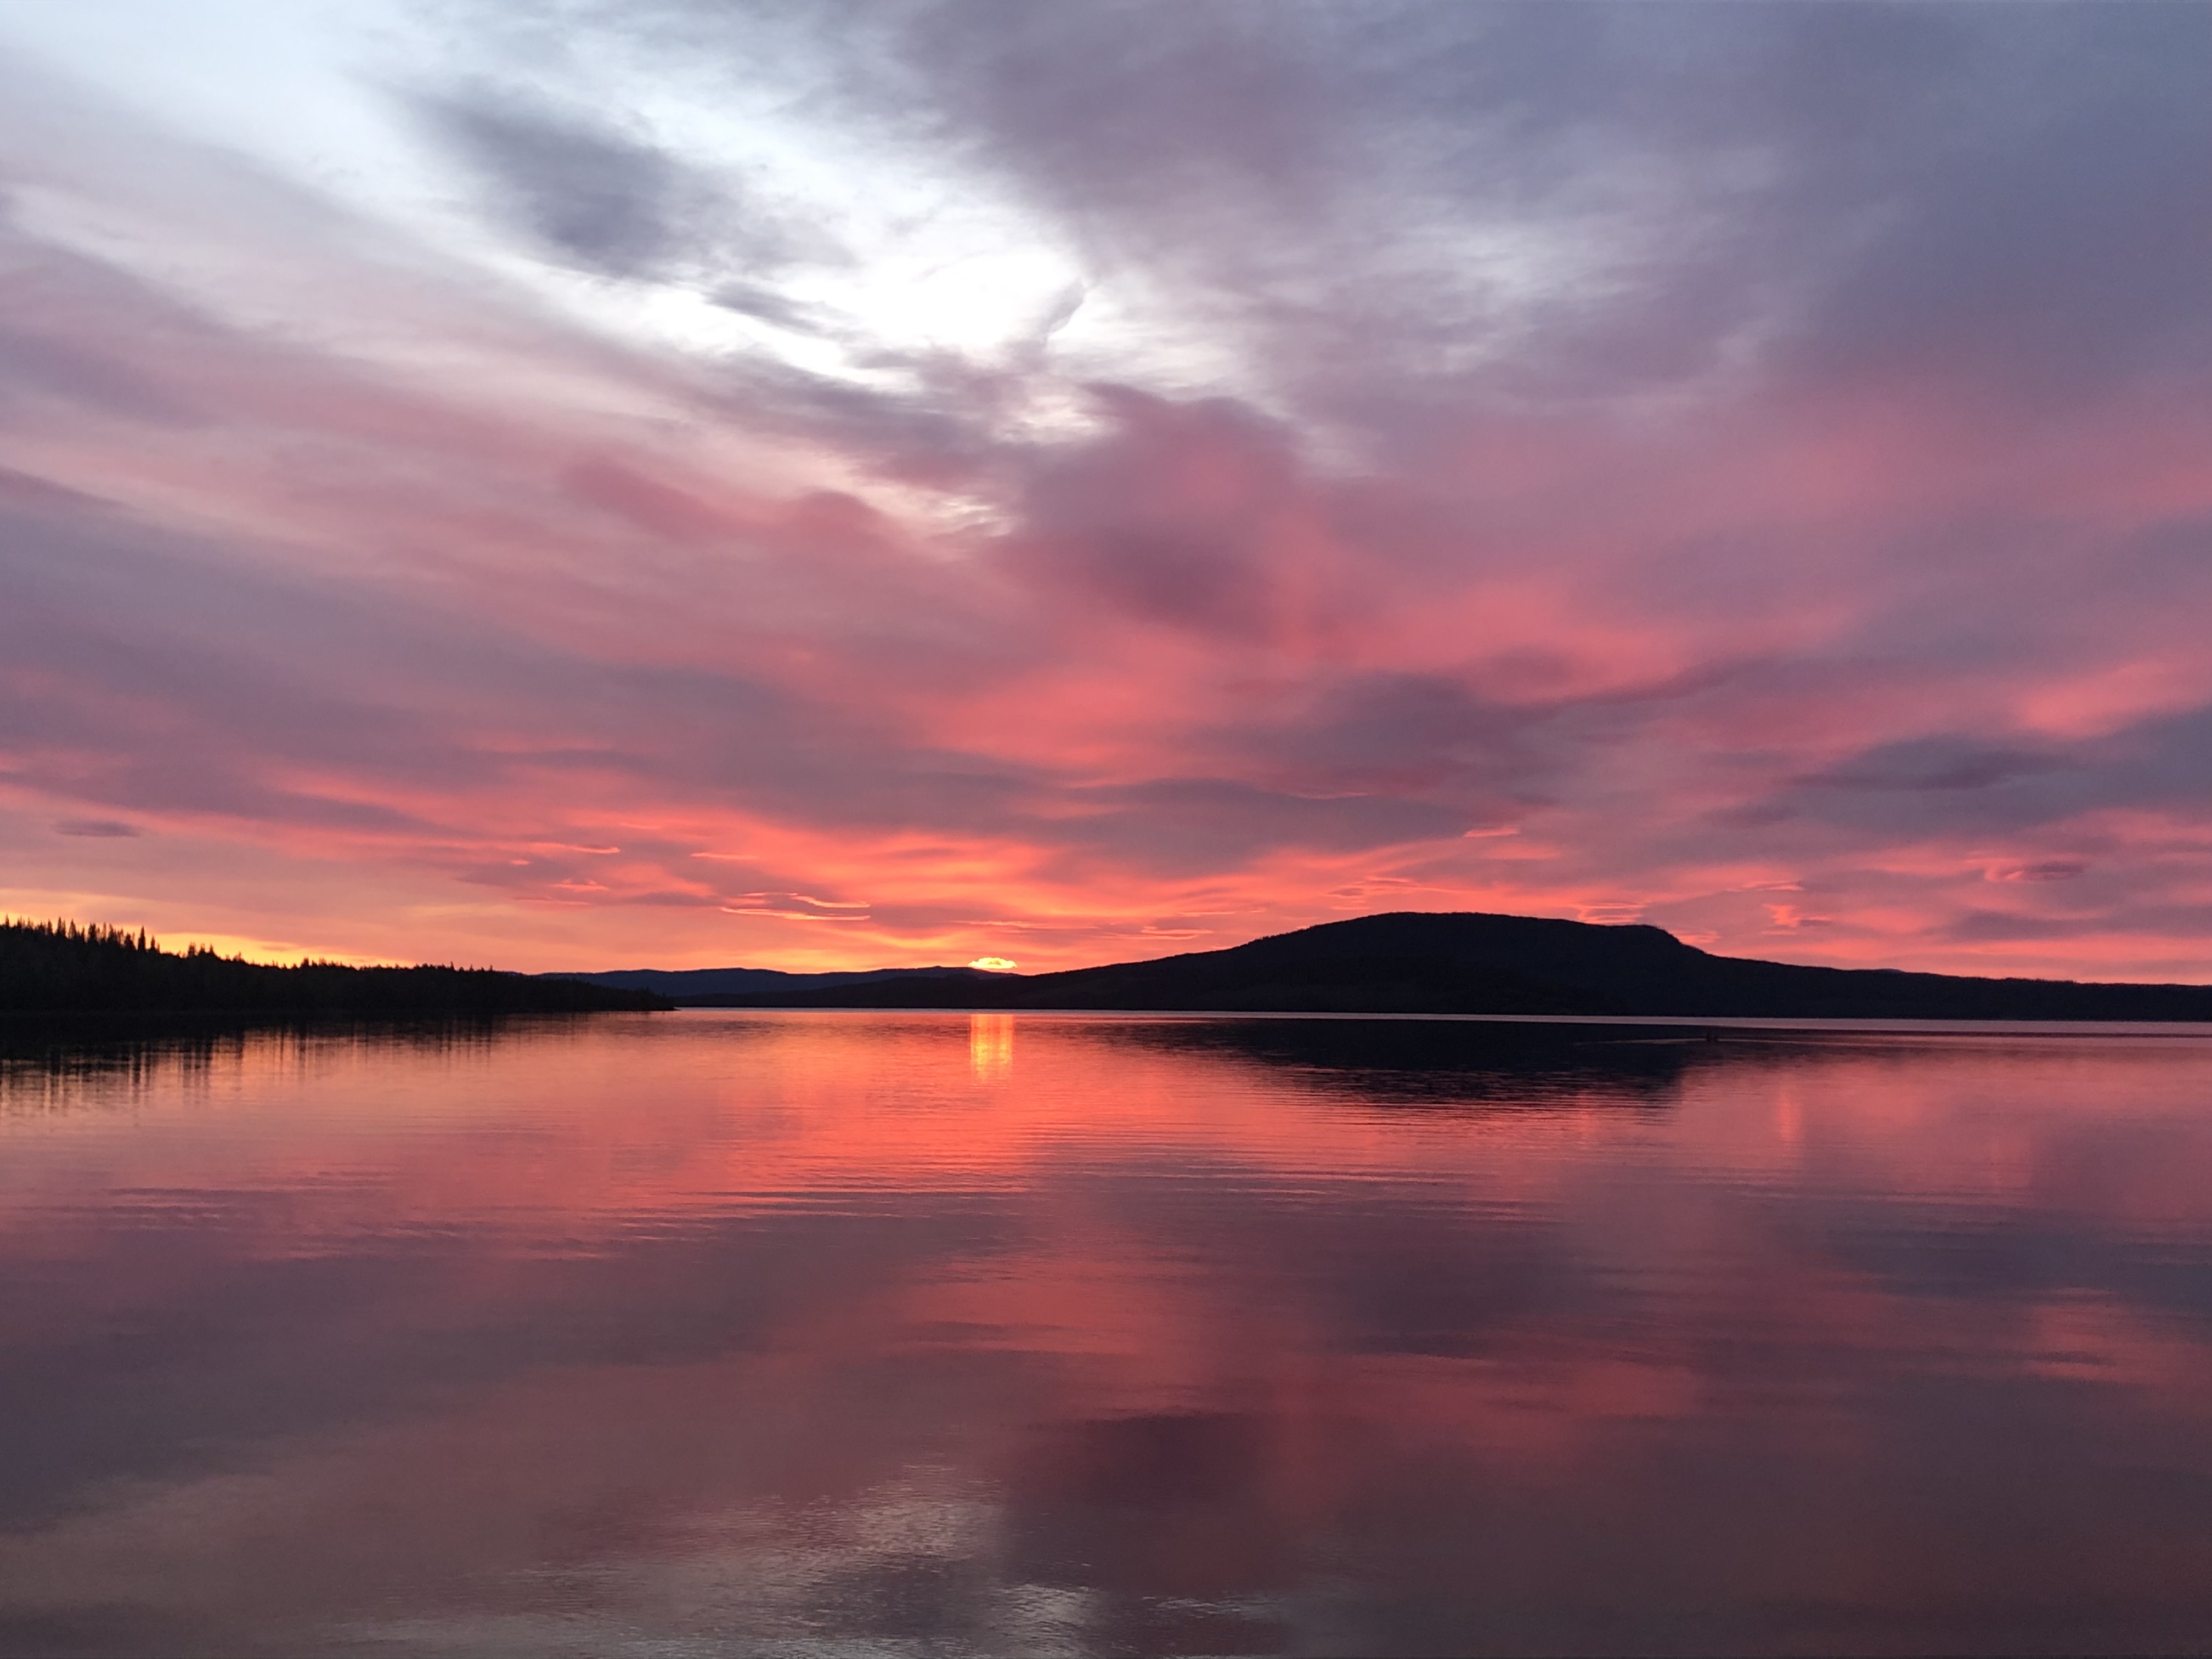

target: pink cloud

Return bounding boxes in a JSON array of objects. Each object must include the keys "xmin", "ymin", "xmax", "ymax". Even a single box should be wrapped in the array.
[{"xmin": 4, "ymin": 10, "xmax": 2212, "ymax": 978}]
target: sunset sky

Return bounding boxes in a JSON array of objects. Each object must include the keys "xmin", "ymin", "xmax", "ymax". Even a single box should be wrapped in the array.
[{"xmin": 3, "ymin": 1, "xmax": 2210, "ymax": 978}]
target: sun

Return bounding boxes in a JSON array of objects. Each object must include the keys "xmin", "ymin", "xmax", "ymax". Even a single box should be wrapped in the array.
[{"xmin": 968, "ymin": 956, "xmax": 1018, "ymax": 973}]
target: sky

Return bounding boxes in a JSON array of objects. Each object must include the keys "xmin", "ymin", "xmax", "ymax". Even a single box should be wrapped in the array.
[{"xmin": 2, "ymin": 1, "xmax": 2210, "ymax": 978}]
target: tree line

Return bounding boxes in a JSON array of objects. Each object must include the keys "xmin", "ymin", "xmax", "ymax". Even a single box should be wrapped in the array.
[{"xmin": 0, "ymin": 919, "xmax": 668, "ymax": 1017}]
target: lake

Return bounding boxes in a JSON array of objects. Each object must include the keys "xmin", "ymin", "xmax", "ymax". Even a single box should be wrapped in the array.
[{"xmin": 4, "ymin": 1009, "xmax": 2211, "ymax": 1657}]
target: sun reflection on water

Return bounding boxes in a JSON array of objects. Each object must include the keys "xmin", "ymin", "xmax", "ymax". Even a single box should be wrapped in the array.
[{"xmin": 969, "ymin": 1012, "xmax": 1014, "ymax": 1082}]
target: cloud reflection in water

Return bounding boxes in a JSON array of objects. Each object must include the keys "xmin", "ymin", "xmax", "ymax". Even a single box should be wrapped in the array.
[{"xmin": 1, "ymin": 1012, "xmax": 2210, "ymax": 1655}]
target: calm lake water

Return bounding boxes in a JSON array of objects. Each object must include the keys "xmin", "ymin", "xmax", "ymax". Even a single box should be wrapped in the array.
[{"xmin": 4, "ymin": 1010, "xmax": 2212, "ymax": 1657}]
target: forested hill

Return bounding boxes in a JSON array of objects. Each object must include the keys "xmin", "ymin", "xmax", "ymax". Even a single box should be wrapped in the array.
[
  {"xmin": 1, "ymin": 921, "xmax": 670, "ymax": 1017},
  {"xmin": 695, "ymin": 911, "xmax": 2212, "ymax": 1022}
]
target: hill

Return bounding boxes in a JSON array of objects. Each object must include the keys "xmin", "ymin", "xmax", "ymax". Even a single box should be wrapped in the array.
[
  {"xmin": 2, "ymin": 920, "xmax": 672, "ymax": 1017},
  {"xmin": 687, "ymin": 911, "xmax": 2212, "ymax": 1022}
]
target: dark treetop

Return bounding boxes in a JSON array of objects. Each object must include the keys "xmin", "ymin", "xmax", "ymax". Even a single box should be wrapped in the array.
[{"xmin": 2, "ymin": 920, "xmax": 670, "ymax": 1018}]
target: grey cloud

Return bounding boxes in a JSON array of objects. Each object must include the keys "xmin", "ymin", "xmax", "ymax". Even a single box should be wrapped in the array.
[
  {"xmin": 1752, "ymin": 701, "xmax": 2212, "ymax": 839},
  {"xmin": 1778, "ymin": 6, "xmax": 2212, "ymax": 394},
  {"xmin": 0, "ymin": 217, "xmax": 208, "ymax": 425},
  {"xmin": 710, "ymin": 280, "xmax": 827, "ymax": 332},
  {"xmin": 411, "ymin": 93, "xmax": 804, "ymax": 280},
  {"xmin": 1802, "ymin": 741, "xmax": 2070, "ymax": 794},
  {"xmin": 553, "ymin": 0, "xmax": 2212, "ymax": 409},
  {"xmin": 1991, "ymin": 861, "xmax": 2087, "ymax": 884},
  {"xmin": 2087, "ymin": 703, "xmax": 2212, "ymax": 813},
  {"xmin": 1359, "ymin": 3, "xmax": 2212, "ymax": 402},
  {"xmin": 0, "ymin": 320, "xmax": 199, "ymax": 424},
  {"xmin": 53, "ymin": 820, "xmax": 142, "ymax": 838},
  {"xmin": 1203, "ymin": 671, "xmax": 1551, "ymax": 806}
]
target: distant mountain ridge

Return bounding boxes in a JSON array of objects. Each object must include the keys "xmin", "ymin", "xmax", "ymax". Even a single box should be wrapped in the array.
[
  {"xmin": 663, "ymin": 911, "xmax": 2212, "ymax": 1022},
  {"xmin": 541, "ymin": 964, "xmax": 1006, "ymax": 996}
]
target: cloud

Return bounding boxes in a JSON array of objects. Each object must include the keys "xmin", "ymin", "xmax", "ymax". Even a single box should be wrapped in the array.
[
  {"xmin": 1991, "ymin": 861, "xmax": 2088, "ymax": 884},
  {"xmin": 52, "ymin": 820, "xmax": 142, "ymax": 838},
  {"xmin": 1802, "ymin": 742, "xmax": 2072, "ymax": 795},
  {"xmin": 1772, "ymin": 6, "xmax": 2212, "ymax": 399},
  {"xmin": 3, "ymin": 8, "xmax": 2212, "ymax": 978},
  {"xmin": 409, "ymin": 90, "xmax": 809, "ymax": 281}
]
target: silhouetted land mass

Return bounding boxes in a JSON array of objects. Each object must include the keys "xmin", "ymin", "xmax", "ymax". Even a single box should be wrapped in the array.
[
  {"xmin": 543, "ymin": 964, "xmax": 1006, "ymax": 997},
  {"xmin": 2, "ymin": 921, "xmax": 672, "ymax": 1017},
  {"xmin": 682, "ymin": 911, "xmax": 2212, "ymax": 1021}
]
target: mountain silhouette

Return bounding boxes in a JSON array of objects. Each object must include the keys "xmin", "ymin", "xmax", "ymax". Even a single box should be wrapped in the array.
[{"xmin": 676, "ymin": 911, "xmax": 2212, "ymax": 1021}]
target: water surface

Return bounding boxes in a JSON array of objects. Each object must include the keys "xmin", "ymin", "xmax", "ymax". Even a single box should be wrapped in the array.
[{"xmin": 4, "ymin": 1011, "xmax": 2211, "ymax": 1656}]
